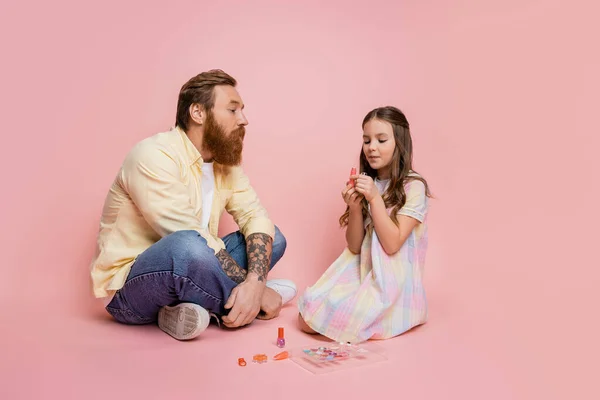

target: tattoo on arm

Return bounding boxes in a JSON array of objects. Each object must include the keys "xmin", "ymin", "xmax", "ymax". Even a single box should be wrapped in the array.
[
  {"xmin": 215, "ymin": 249, "xmax": 247, "ymax": 284},
  {"xmin": 246, "ymin": 232, "xmax": 273, "ymax": 282}
]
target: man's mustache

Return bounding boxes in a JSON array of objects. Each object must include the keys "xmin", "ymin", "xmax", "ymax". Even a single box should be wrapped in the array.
[{"xmin": 231, "ymin": 126, "xmax": 245, "ymax": 141}]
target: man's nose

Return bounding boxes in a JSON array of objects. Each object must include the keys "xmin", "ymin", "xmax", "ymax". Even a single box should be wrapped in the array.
[{"xmin": 238, "ymin": 112, "xmax": 248, "ymax": 126}]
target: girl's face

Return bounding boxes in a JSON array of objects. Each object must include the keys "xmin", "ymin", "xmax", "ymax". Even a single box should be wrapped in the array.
[{"xmin": 362, "ymin": 118, "xmax": 396, "ymax": 179}]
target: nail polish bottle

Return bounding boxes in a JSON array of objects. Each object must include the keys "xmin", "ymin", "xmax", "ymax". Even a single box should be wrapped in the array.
[{"xmin": 277, "ymin": 327, "xmax": 285, "ymax": 348}]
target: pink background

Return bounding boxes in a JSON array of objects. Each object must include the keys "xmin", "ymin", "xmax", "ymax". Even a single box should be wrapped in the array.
[{"xmin": 1, "ymin": 0, "xmax": 598, "ymax": 399}]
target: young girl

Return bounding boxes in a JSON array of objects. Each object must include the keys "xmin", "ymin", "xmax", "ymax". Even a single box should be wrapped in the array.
[{"xmin": 297, "ymin": 106, "xmax": 432, "ymax": 344}]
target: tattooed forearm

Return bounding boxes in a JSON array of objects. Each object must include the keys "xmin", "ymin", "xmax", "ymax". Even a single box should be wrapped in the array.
[
  {"xmin": 215, "ymin": 249, "xmax": 247, "ymax": 284},
  {"xmin": 246, "ymin": 232, "xmax": 273, "ymax": 282}
]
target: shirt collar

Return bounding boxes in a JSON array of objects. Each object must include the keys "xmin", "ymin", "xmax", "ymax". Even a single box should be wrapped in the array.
[{"xmin": 175, "ymin": 126, "xmax": 203, "ymax": 166}]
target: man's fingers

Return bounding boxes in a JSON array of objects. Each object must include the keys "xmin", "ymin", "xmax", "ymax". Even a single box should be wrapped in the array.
[
  {"xmin": 226, "ymin": 304, "xmax": 250, "ymax": 328},
  {"xmin": 223, "ymin": 302, "xmax": 242, "ymax": 325},
  {"xmin": 243, "ymin": 307, "xmax": 259, "ymax": 326},
  {"xmin": 224, "ymin": 288, "xmax": 238, "ymax": 310}
]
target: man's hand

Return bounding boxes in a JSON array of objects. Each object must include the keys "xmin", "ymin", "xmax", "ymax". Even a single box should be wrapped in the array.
[
  {"xmin": 222, "ymin": 277, "xmax": 265, "ymax": 328},
  {"xmin": 256, "ymin": 287, "xmax": 283, "ymax": 320},
  {"xmin": 220, "ymin": 231, "xmax": 273, "ymax": 328}
]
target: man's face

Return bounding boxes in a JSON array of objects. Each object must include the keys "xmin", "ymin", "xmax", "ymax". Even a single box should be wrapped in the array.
[{"xmin": 202, "ymin": 85, "xmax": 248, "ymax": 166}]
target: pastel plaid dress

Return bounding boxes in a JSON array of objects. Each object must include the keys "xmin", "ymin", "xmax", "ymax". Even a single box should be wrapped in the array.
[{"xmin": 298, "ymin": 177, "xmax": 429, "ymax": 343}]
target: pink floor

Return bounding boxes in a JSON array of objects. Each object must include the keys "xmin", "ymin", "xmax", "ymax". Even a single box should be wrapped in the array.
[
  {"xmin": 0, "ymin": 304, "xmax": 509, "ymax": 399},
  {"xmin": 2, "ymin": 278, "xmax": 592, "ymax": 400}
]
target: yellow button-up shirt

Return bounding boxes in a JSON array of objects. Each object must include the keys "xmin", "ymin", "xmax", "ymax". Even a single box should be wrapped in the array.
[{"xmin": 90, "ymin": 126, "xmax": 274, "ymax": 298}]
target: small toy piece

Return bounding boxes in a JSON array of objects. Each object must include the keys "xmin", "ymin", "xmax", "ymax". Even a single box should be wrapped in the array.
[
  {"xmin": 273, "ymin": 351, "xmax": 289, "ymax": 360},
  {"xmin": 252, "ymin": 354, "xmax": 268, "ymax": 364},
  {"xmin": 302, "ymin": 344, "xmax": 353, "ymax": 361},
  {"xmin": 277, "ymin": 327, "xmax": 285, "ymax": 348},
  {"xmin": 238, "ymin": 358, "xmax": 247, "ymax": 366}
]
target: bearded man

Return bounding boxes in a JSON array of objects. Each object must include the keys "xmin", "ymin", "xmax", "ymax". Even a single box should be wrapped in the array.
[{"xmin": 90, "ymin": 69, "xmax": 296, "ymax": 340}]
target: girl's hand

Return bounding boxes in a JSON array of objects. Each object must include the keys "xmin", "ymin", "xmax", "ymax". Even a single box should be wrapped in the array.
[
  {"xmin": 354, "ymin": 174, "xmax": 380, "ymax": 202},
  {"xmin": 342, "ymin": 183, "xmax": 364, "ymax": 210}
]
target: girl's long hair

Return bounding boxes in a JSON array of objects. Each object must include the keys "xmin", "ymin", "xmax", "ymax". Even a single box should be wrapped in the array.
[{"xmin": 339, "ymin": 106, "xmax": 432, "ymax": 227}]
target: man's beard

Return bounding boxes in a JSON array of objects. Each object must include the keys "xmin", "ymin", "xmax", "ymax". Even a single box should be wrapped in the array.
[{"xmin": 202, "ymin": 111, "xmax": 245, "ymax": 166}]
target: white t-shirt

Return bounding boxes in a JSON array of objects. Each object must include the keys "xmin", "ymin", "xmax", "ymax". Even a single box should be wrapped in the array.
[
  {"xmin": 374, "ymin": 177, "xmax": 390, "ymax": 193},
  {"xmin": 200, "ymin": 162, "xmax": 215, "ymax": 229}
]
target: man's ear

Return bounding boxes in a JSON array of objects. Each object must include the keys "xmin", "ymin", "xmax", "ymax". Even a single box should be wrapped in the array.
[{"xmin": 189, "ymin": 103, "xmax": 205, "ymax": 125}]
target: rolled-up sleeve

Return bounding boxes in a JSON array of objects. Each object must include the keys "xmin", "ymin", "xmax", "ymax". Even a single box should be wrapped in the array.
[
  {"xmin": 225, "ymin": 166, "xmax": 275, "ymax": 239},
  {"xmin": 398, "ymin": 179, "xmax": 428, "ymax": 223}
]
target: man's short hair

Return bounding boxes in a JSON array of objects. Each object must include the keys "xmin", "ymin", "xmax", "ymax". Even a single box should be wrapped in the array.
[{"xmin": 175, "ymin": 69, "xmax": 237, "ymax": 131}]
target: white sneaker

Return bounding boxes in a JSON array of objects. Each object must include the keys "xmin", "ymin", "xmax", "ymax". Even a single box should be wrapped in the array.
[
  {"xmin": 157, "ymin": 303, "xmax": 210, "ymax": 341},
  {"xmin": 266, "ymin": 279, "xmax": 297, "ymax": 305}
]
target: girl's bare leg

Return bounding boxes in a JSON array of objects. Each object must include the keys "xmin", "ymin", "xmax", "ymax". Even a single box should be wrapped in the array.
[{"xmin": 297, "ymin": 312, "xmax": 318, "ymax": 334}]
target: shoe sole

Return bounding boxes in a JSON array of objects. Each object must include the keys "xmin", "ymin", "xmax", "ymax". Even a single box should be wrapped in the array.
[{"xmin": 157, "ymin": 303, "xmax": 209, "ymax": 341}]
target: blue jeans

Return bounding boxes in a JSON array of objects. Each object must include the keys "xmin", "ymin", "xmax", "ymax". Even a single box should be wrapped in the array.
[{"xmin": 106, "ymin": 227, "xmax": 287, "ymax": 325}]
